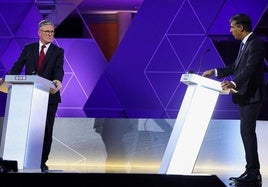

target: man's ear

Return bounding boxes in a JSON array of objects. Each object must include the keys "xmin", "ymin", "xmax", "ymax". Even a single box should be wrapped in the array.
[{"xmin": 240, "ymin": 25, "xmax": 244, "ymax": 32}]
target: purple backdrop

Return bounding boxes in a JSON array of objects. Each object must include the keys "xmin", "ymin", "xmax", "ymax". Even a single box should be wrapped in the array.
[{"xmin": 0, "ymin": 0, "xmax": 268, "ymax": 119}]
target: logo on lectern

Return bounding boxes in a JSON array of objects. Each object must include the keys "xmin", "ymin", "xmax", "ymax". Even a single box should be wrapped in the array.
[{"xmin": 15, "ymin": 75, "xmax": 27, "ymax": 80}]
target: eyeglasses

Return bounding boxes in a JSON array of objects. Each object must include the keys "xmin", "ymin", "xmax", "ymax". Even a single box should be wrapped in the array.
[{"xmin": 40, "ymin": 30, "xmax": 55, "ymax": 35}]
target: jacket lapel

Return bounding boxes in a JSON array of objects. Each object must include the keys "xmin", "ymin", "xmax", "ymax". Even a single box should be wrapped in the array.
[
  {"xmin": 235, "ymin": 34, "xmax": 254, "ymax": 68},
  {"xmin": 34, "ymin": 43, "xmax": 39, "ymax": 71}
]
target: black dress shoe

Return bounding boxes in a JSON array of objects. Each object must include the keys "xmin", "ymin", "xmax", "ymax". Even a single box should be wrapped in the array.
[
  {"xmin": 229, "ymin": 181, "xmax": 262, "ymax": 187},
  {"xmin": 235, "ymin": 173, "xmax": 262, "ymax": 184},
  {"xmin": 41, "ymin": 164, "xmax": 49, "ymax": 172},
  {"xmin": 229, "ymin": 171, "xmax": 248, "ymax": 181}
]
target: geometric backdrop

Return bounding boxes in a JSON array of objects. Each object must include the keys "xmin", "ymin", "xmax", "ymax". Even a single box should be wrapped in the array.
[
  {"xmin": 1, "ymin": 0, "xmax": 268, "ymax": 120},
  {"xmin": 84, "ymin": 0, "xmax": 268, "ymax": 119}
]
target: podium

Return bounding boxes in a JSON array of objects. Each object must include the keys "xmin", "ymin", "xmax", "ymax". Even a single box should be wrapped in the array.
[
  {"xmin": 158, "ymin": 73, "xmax": 224, "ymax": 175},
  {"xmin": 0, "ymin": 75, "xmax": 56, "ymax": 171}
]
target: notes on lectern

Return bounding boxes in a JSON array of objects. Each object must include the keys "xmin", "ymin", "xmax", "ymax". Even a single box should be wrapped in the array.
[{"xmin": 220, "ymin": 88, "xmax": 238, "ymax": 95}]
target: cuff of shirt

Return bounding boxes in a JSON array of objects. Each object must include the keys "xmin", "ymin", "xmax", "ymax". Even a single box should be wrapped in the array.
[
  {"xmin": 214, "ymin": 69, "xmax": 218, "ymax": 77},
  {"xmin": 231, "ymin": 81, "xmax": 236, "ymax": 88}
]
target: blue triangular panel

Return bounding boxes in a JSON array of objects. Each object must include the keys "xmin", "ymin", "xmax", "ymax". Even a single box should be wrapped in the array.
[
  {"xmin": 168, "ymin": 35, "xmax": 205, "ymax": 71},
  {"xmin": 83, "ymin": 74, "xmax": 124, "ymax": 117},
  {"xmin": 0, "ymin": 38, "xmax": 12, "ymax": 58},
  {"xmin": 60, "ymin": 74, "xmax": 88, "ymax": 107},
  {"xmin": 190, "ymin": 0, "xmax": 225, "ymax": 32},
  {"xmin": 146, "ymin": 72, "xmax": 181, "ymax": 108},
  {"xmin": 0, "ymin": 15, "xmax": 12, "ymax": 37},
  {"xmin": 15, "ymin": 5, "xmax": 43, "ymax": 38},
  {"xmin": 0, "ymin": 39, "xmax": 22, "ymax": 71},
  {"xmin": 145, "ymin": 36, "xmax": 183, "ymax": 72},
  {"xmin": 168, "ymin": 1, "xmax": 205, "ymax": 34},
  {"xmin": 166, "ymin": 82, "xmax": 187, "ymax": 116},
  {"xmin": 0, "ymin": 2, "xmax": 32, "ymax": 35},
  {"xmin": 233, "ymin": 0, "xmax": 268, "ymax": 29},
  {"xmin": 208, "ymin": 0, "xmax": 237, "ymax": 35},
  {"xmin": 188, "ymin": 37, "xmax": 225, "ymax": 74}
]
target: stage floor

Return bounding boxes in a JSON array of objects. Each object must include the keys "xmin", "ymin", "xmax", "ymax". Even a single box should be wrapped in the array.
[
  {"xmin": 1, "ymin": 168, "xmax": 266, "ymax": 187},
  {"xmin": 1, "ymin": 118, "xmax": 267, "ymax": 186}
]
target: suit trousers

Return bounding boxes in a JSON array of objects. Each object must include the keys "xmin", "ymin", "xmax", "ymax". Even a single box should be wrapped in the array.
[
  {"xmin": 238, "ymin": 101, "xmax": 262, "ymax": 173},
  {"xmin": 41, "ymin": 103, "xmax": 58, "ymax": 167}
]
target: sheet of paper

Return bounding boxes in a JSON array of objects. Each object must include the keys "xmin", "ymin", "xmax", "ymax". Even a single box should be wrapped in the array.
[{"xmin": 220, "ymin": 88, "xmax": 238, "ymax": 95}]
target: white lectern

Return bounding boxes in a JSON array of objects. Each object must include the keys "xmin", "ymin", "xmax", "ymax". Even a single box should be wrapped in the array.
[
  {"xmin": 159, "ymin": 73, "xmax": 224, "ymax": 175},
  {"xmin": 0, "ymin": 75, "xmax": 56, "ymax": 171}
]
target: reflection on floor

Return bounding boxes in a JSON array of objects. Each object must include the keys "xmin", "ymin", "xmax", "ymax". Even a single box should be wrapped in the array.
[
  {"xmin": 1, "ymin": 118, "xmax": 268, "ymax": 187},
  {"xmin": 46, "ymin": 118, "xmax": 268, "ymax": 187}
]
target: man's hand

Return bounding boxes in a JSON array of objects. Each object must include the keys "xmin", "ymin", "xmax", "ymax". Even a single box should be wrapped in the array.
[
  {"xmin": 52, "ymin": 80, "xmax": 62, "ymax": 93},
  {"xmin": 221, "ymin": 80, "xmax": 235, "ymax": 90},
  {"xmin": 202, "ymin": 69, "xmax": 215, "ymax": 78},
  {"xmin": 0, "ymin": 78, "xmax": 3, "ymax": 85}
]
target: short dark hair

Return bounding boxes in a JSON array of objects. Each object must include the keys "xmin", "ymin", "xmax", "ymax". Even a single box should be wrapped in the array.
[{"xmin": 229, "ymin": 13, "xmax": 252, "ymax": 32}]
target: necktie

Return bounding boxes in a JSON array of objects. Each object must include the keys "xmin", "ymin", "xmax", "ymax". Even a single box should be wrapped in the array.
[
  {"xmin": 235, "ymin": 42, "xmax": 244, "ymax": 68},
  {"xmin": 38, "ymin": 45, "xmax": 46, "ymax": 72}
]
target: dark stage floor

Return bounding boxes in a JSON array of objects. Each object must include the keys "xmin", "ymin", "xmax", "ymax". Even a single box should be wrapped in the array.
[
  {"xmin": 1, "ymin": 172, "xmax": 226, "ymax": 187},
  {"xmin": 1, "ymin": 170, "xmax": 267, "ymax": 187}
]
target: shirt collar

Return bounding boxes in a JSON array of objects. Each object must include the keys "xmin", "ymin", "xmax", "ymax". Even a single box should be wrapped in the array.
[
  {"xmin": 242, "ymin": 32, "xmax": 253, "ymax": 45},
  {"xmin": 39, "ymin": 41, "xmax": 51, "ymax": 49}
]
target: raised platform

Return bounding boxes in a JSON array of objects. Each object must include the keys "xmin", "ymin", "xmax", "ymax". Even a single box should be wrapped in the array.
[
  {"xmin": 41, "ymin": 118, "xmax": 268, "ymax": 174},
  {"xmin": 1, "ymin": 117, "xmax": 268, "ymax": 186}
]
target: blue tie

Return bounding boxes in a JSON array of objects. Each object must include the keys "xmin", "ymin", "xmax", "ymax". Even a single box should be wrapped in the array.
[{"xmin": 235, "ymin": 42, "xmax": 244, "ymax": 68}]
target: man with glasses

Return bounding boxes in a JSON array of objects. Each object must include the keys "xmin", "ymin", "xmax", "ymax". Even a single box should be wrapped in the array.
[{"xmin": 0, "ymin": 19, "xmax": 64, "ymax": 172}]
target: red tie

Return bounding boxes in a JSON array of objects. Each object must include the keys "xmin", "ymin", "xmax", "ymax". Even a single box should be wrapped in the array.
[{"xmin": 38, "ymin": 45, "xmax": 46, "ymax": 72}]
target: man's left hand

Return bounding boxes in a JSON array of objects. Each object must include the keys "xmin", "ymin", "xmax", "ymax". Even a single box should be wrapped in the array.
[
  {"xmin": 52, "ymin": 80, "xmax": 62, "ymax": 93},
  {"xmin": 221, "ymin": 80, "xmax": 235, "ymax": 90}
]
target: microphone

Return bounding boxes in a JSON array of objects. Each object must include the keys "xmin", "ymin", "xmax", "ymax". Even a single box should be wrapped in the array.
[
  {"xmin": 197, "ymin": 48, "xmax": 210, "ymax": 75},
  {"xmin": 187, "ymin": 70, "xmax": 195, "ymax": 74}
]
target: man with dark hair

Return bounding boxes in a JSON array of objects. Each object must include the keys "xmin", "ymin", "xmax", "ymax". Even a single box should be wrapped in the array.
[
  {"xmin": 0, "ymin": 19, "xmax": 64, "ymax": 172},
  {"xmin": 203, "ymin": 13, "xmax": 265, "ymax": 185}
]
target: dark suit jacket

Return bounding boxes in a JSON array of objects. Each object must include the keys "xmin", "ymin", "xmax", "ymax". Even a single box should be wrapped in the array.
[
  {"xmin": 216, "ymin": 34, "xmax": 265, "ymax": 105},
  {"xmin": 8, "ymin": 42, "xmax": 64, "ymax": 104}
]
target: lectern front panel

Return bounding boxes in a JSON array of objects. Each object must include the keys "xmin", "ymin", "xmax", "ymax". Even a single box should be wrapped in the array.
[
  {"xmin": 0, "ymin": 75, "xmax": 53, "ymax": 171},
  {"xmin": 1, "ymin": 85, "xmax": 34, "ymax": 169},
  {"xmin": 159, "ymin": 74, "xmax": 222, "ymax": 175}
]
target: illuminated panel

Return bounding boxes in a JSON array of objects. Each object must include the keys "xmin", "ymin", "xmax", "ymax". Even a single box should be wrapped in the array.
[{"xmin": 159, "ymin": 74, "xmax": 221, "ymax": 174}]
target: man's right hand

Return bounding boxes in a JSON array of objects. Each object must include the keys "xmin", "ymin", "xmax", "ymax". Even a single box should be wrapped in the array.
[
  {"xmin": 202, "ymin": 69, "xmax": 215, "ymax": 78},
  {"xmin": 0, "ymin": 78, "xmax": 3, "ymax": 85}
]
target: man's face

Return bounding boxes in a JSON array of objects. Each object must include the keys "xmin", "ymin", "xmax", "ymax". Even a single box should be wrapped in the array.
[
  {"xmin": 230, "ymin": 21, "xmax": 243, "ymax": 40},
  {"xmin": 38, "ymin": 24, "xmax": 55, "ymax": 44}
]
